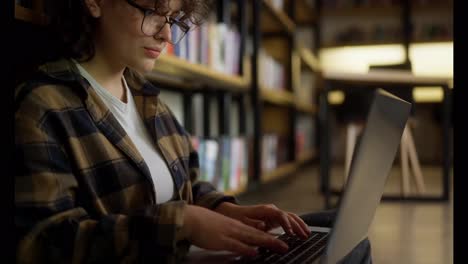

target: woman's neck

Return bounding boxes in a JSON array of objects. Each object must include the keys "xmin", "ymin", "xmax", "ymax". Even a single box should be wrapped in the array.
[{"xmin": 78, "ymin": 53, "xmax": 128, "ymax": 103}]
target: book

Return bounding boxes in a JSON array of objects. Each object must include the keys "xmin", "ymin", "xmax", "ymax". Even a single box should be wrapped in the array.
[{"xmin": 204, "ymin": 139, "xmax": 219, "ymax": 184}]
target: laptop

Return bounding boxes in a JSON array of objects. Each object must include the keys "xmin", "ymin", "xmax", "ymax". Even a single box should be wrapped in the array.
[{"xmin": 185, "ymin": 89, "xmax": 411, "ymax": 264}]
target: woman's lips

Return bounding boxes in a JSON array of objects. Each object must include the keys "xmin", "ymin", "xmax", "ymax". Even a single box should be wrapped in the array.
[{"xmin": 144, "ymin": 47, "xmax": 161, "ymax": 58}]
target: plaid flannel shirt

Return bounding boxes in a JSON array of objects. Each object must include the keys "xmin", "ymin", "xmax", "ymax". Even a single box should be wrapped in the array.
[{"xmin": 15, "ymin": 58, "xmax": 236, "ymax": 263}]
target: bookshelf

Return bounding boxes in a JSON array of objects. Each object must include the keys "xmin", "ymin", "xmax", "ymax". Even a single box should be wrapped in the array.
[
  {"xmin": 261, "ymin": 162, "xmax": 299, "ymax": 184},
  {"xmin": 322, "ymin": 6, "xmax": 401, "ymax": 17},
  {"xmin": 149, "ymin": 54, "xmax": 250, "ymax": 92},
  {"xmin": 320, "ymin": 0, "xmax": 453, "ymax": 48},
  {"xmin": 410, "ymin": 1, "xmax": 452, "ymax": 44},
  {"xmin": 289, "ymin": 0, "xmax": 319, "ymax": 25},
  {"xmin": 295, "ymin": 101, "xmax": 317, "ymax": 115},
  {"xmin": 224, "ymin": 185, "xmax": 248, "ymax": 196},
  {"xmin": 298, "ymin": 47, "xmax": 321, "ymax": 72},
  {"xmin": 261, "ymin": 0, "xmax": 296, "ymax": 34},
  {"xmin": 252, "ymin": 0, "xmax": 322, "ymax": 186},
  {"xmin": 411, "ymin": 1, "xmax": 453, "ymax": 13},
  {"xmin": 322, "ymin": 40, "xmax": 403, "ymax": 48},
  {"xmin": 260, "ymin": 88, "xmax": 295, "ymax": 106},
  {"xmin": 297, "ymin": 150, "xmax": 317, "ymax": 165},
  {"xmin": 14, "ymin": 0, "xmax": 323, "ymax": 197}
]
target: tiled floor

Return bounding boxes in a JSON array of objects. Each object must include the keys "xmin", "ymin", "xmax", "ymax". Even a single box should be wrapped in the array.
[{"xmin": 236, "ymin": 164, "xmax": 453, "ymax": 264}]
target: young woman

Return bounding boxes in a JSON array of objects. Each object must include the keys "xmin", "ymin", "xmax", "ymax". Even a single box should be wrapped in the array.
[{"xmin": 15, "ymin": 0, "xmax": 311, "ymax": 263}]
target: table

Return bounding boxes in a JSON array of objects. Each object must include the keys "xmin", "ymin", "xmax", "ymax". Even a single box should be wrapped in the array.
[{"xmin": 319, "ymin": 70, "xmax": 453, "ymax": 209}]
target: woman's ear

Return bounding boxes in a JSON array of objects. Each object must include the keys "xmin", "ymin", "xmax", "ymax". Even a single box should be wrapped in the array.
[{"xmin": 84, "ymin": 0, "xmax": 103, "ymax": 18}]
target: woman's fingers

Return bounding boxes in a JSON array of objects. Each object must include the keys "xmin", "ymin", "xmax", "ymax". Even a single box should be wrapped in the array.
[
  {"xmin": 287, "ymin": 214, "xmax": 308, "ymax": 239},
  {"xmin": 231, "ymin": 221, "xmax": 289, "ymax": 254},
  {"xmin": 277, "ymin": 210, "xmax": 294, "ymax": 235},
  {"xmin": 241, "ymin": 204, "xmax": 311, "ymax": 239},
  {"xmin": 242, "ymin": 216, "xmax": 267, "ymax": 231},
  {"xmin": 288, "ymin": 213, "xmax": 311, "ymax": 238}
]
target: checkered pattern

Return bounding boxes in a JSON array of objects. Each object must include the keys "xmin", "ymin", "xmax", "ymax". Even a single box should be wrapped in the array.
[{"xmin": 15, "ymin": 58, "xmax": 236, "ymax": 263}]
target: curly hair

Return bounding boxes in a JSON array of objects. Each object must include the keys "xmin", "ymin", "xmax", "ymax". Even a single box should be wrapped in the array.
[{"xmin": 47, "ymin": 0, "xmax": 213, "ymax": 62}]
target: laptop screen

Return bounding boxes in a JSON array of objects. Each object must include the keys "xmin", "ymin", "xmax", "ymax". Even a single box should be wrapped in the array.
[{"xmin": 322, "ymin": 89, "xmax": 411, "ymax": 264}]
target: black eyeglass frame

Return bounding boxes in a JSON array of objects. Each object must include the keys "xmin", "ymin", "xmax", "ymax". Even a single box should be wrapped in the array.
[{"xmin": 125, "ymin": 0, "xmax": 191, "ymax": 44}]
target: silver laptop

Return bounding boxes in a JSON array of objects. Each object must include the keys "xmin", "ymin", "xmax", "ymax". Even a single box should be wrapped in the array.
[{"xmin": 185, "ymin": 89, "xmax": 411, "ymax": 264}]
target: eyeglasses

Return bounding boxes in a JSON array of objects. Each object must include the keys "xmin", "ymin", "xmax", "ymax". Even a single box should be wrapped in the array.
[{"xmin": 125, "ymin": 0, "xmax": 191, "ymax": 45}]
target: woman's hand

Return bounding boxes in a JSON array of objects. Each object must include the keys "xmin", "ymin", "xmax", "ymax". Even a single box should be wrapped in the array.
[
  {"xmin": 214, "ymin": 202, "xmax": 311, "ymax": 239},
  {"xmin": 182, "ymin": 205, "xmax": 289, "ymax": 256}
]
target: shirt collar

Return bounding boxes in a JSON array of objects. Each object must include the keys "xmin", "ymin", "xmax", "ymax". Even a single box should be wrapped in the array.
[{"xmin": 37, "ymin": 58, "xmax": 161, "ymax": 97}]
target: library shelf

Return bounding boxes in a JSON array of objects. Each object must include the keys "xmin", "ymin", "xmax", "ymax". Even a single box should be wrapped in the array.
[
  {"xmin": 298, "ymin": 47, "xmax": 322, "ymax": 72},
  {"xmin": 261, "ymin": 161, "xmax": 299, "ymax": 183},
  {"xmin": 296, "ymin": 150, "xmax": 317, "ymax": 164},
  {"xmin": 261, "ymin": 0, "xmax": 296, "ymax": 34},
  {"xmin": 295, "ymin": 101, "xmax": 317, "ymax": 114},
  {"xmin": 150, "ymin": 54, "xmax": 250, "ymax": 92},
  {"xmin": 260, "ymin": 87, "xmax": 295, "ymax": 106},
  {"xmin": 322, "ymin": 5, "xmax": 401, "ymax": 17},
  {"xmin": 224, "ymin": 184, "xmax": 248, "ymax": 196}
]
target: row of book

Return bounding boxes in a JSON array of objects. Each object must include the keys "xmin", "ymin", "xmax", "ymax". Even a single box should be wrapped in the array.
[
  {"xmin": 190, "ymin": 130, "xmax": 315, "ymax": 189},
  {"xmin": 163, "ymin": 17, "xmax": 242, "ymax": 76},
  {"xmin": 294, "ymin": 71, "xmax": 317, "ymax": 105},
  {"xmin": 295, "ymin": 117, "xmax": 316, "ymax": 157},
  {"xmin": 413, "ymin": 23, "xmax": 452, "ymax": 41},
  {"xmin": 413, "ymin": 0, "xmax": 451, "ymax": 5},
  {"xmin": 262, "ymin": 134, "xmax": 288, "ymax": 173},
  {"xmin": 190, "ymin": 136, "xmax": 248, "ymax": 193},
  {"xmin": 323, "ymin": 0, "xmax": 402, "ymax": 8},
  {"xmin": 331, "ymin": 25, "xmax": 403, "ymax": 44},
  {"xmin": 258, "ymin": 49, "xmax": 287, "ymax": 90},
  {"xmin": 329, "ymin": 23, "xmax": 452, "ymax": 45}
]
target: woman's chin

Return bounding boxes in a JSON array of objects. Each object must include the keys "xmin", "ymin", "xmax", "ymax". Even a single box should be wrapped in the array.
[{"xmin": 132, "ymin": 59, "xmax": 156, "ymax": 74}]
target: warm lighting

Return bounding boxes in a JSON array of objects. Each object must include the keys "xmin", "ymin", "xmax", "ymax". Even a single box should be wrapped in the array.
[
  {"xmin": 319, "ymin": 44, "xmax": 406, "ymax": 73},
  {"xmin": 413, "ymin": 87, "xmax": 444, "ymax": 103},
  {"xmin": 328, "ymin": 91, "xmax": 345, "ymax": 105},
  {"xmin": 409, "ymin": 42, "xmax": 453, "ymax": 79},
  {"xmin": 320, "ymin": 42, "xmax": 453, "ymax": 104},
  {"xmin": 320, "ymin": 42, "xmax": 453, "ymax": 79}
]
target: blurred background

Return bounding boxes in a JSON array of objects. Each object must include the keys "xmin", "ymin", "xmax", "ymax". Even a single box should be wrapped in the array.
[{"xmin": 14, "ymin": 0, "xmax": 453, "ymax": 263}]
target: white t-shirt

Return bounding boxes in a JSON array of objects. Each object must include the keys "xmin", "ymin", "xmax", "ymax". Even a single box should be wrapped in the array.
[{"xmin": 75, "ymin": 62, "xmax": 175, "ymax": 203}]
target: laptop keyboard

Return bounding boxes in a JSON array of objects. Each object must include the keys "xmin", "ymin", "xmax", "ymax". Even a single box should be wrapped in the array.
[{"xmin": 238, "ymin": 231, "xmax": 329, "ymax": 264}]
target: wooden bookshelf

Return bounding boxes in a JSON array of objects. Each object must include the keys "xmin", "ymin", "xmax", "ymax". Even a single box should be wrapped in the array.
[
  {"xmin": 323, "ymin": 70, "xmax": 452, "ymax": 88},
  {"xmin": 296, "ymin": 150, "xmax": 317, "ymax": 164},
  {"xmin": 261, "ymin": 151, "xmax": 317, "ymax": 183},
  {"xmin": 295, "ymin": 101, "xmax": 317, "ymax": 114},
  {"xmin": 151, "ymin": 54, "xmax": 250, "ymax": 92},
  {"xmin": 15, "ymin": 4, "xmax": 48, "ymax": 25},
  {"xmin": 322, "ymin": 6, "xmax": 401, "ymax": 17},
  {"xmin": 321, "ymin": 2, "xmax": 452, "ymax": 49},
  {"xmin": 298, "ymin": 47, "xmax": 321, "ymax": 72},
  {"xmin": 261, "ymin": 0, "xmax": 296, "ymax": 34},
  {"xmin": 260, "ymin": 88, "xmax": 295, "ymax": 106},
  {"xmin": 290, "ymin": 0, "xmax": 318, "ymax": 24},
  {"xmin": 411, "ymin": 38, "xmax": 453, "ymax": 44},
  {"xmin": 323, "ymin": 38, "xmax": 452, "ymax": 48},
  {"xmin": 261, "ymin": 162, "xmax": 298, "ymax": 183},
  {"xmin": 412, "ymin": 1, "xmax": 453, "ymax": 14},
  {"xmin": 145, "ymin": 71, "xmax": 199, "ymax": 91},
  {"xmin": 224, "ymin": 184, "xmax": 248, "ymax": 196},
  {"xmin": 322, "ymin": 40, "xmax": 404, "ymax": 48}
]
